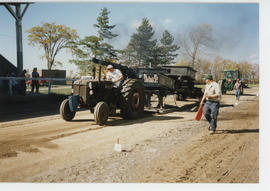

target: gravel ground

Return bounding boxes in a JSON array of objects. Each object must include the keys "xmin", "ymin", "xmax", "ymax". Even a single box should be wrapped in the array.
[{"xmin": 0, "ymin": 87, "xmax": 259, "ymax": 184}]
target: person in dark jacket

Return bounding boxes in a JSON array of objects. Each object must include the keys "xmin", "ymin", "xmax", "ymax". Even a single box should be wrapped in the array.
[
  {"xmin": 31, "ymin": 68, "xmax": 40, "ymax": 93},
  {"xmin": 20, "ymin": 70, "xmax": 27, "ymax": 95}
]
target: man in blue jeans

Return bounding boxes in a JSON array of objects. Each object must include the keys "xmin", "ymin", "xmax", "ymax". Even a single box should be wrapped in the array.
[
  {"xmin": 200, "ymin": 74, "xmax": 222, "ymax": 135},
  {"xmin": 233, "ymin": 78, "xmax": 242, "ymax": 103}
]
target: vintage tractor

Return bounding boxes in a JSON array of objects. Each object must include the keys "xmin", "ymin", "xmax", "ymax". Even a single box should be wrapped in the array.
[
  {"xmin": 218, "ymin": 69, "xmax": 245, "ymax": 95},
  {"xmin": 60, "ymin": 58, "xmax": 203, "ymax": 125},
  {"xmin": 60, "ymin": 58, "xmax": 145, "ymax": 125}
]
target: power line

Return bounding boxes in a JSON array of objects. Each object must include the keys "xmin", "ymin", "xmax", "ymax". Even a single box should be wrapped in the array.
[
  {"xmin": 0, "ymin": 33, "xmax": 27, "ymax": 40},
  {"xmin": 0, "ymin": 33, "xmax": 15, "ymax": 39}
]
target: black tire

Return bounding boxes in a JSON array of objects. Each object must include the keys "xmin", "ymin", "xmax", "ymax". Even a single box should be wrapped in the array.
[
  {"xmin": 60, "ymin": 99, "xmax": 76, "ymax": 121},
  {"xmin": 176, "ymin": 94, "xmax": 181, "ymax": 101},
  {"xmin": 176, "ymin": 93, "xmax": 187, "ymax": 101},
  {"xmin": 120, "ymin": 79, "xmax": 145, "ymax": 119},
  {"xmin": 196, "ymin": 88, "xmax": 203, "ymax": 100},
  {"xmin": 240, "ymin": 86, "xmax": 244, "ymax": 95},
  {"xmin": 218, "ymin": 80, "xmax": 226, "ymax": 94},
  {"xmin": 94, "ymin": 101, "xmax": 109, "ymax": 125},
  {"xmin": 90, "ymin": 108, "xmax": 94, "ymax": 114}
]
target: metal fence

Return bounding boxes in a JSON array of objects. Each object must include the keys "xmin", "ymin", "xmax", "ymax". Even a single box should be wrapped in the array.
[{"xmin": 0, "ymin": 77, "xmax": 78, "ymax": 95}]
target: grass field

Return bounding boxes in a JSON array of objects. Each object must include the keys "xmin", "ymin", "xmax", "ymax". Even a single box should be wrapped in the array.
[
  {"xmin": 195, "ymin": 83, "xmax": 259, "ymax": 89},
  {"xmin": 194, "ymin": 84, "xmax": 205, "ymax": 89},
  {"xmin": 25, "ymin": 83, "xmax": 258, "ymax": 96},
  {"xmin": 247, "ymin": 84, "xmax": 259, "ymax": 88},
  {"xmin": 39, "ymin": 88, "xmax": 72, "ymax": 95},
  {"xmin": 27, "ymin": 85, "xmax": 72, "ymax": 95}
]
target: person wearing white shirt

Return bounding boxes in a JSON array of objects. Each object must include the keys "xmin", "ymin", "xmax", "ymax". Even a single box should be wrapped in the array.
[
  {"xmin": 106, "ymin": 64, "xmax": 124, "ymax": 89},
  {"xmin": 200, "ymin": 74, "xmax": 222, "ymax": 134}
]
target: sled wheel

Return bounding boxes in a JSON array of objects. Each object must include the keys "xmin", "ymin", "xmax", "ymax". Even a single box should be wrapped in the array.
[
  {"xmin": 240, "ymin": 86, "xmax": 244, "ymax": 95},
  {"xmin": 176, "ymin": 93, "xmax": 187, "ymax": 101},
  {"xmin": 218, "ymin": 80, "xmax": 226, "ymax": 94}
]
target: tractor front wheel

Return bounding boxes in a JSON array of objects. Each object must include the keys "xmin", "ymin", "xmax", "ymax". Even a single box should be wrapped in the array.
[
  {"xmin": 60, "ymin": 99, "xmax": 76, "ymax": 121},
  {"xmin": 94, "ymin": 101, "xmax": 109, "ymax": 125}
]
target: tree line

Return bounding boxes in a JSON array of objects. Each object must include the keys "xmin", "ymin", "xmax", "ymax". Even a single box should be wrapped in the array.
[
  {"xmin": 181, "ymin": 57, "xmax": 259, "ymax": 84},
  {"xmin": 26, "ymin": 7, "xmax": 259, "ymax": 83}
]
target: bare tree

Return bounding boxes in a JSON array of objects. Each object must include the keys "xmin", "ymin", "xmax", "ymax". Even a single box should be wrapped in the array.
[
  {"xmin": 179, "ymin": 24, "xmax": 214, "ymax": 68},
  {"xmin": 211, "ymin": 56, "xmax": 224, "ymax": 80},
  {"xmin": 251, "ymin": 63, "xmax": 259, "ymax": 84},
  {"xmin": 27, "ymin": 22, "xmax": 78, "ymax": 70},
  {"xmin": 196, "ymin": 58, "xmax": 212, "ymax": 80},
  {"xmin": 237, "ymin": 61, "xmax": 253, "ymax": 81}
]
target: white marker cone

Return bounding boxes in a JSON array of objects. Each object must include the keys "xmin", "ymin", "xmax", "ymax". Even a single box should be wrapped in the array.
[{"xmin": 114, "ymin": 138, "xmax": 122, "ymax": 152}]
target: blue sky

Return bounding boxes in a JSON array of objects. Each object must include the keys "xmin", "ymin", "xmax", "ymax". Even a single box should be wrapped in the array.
[{"xmin": 0, "ymin": 2, "xmax": 259, "ymax": 75}]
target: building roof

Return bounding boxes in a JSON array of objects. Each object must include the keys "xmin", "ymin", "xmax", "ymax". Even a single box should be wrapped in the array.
[{"xmin": 0, "ymin": 54, "xmax": 17, "ymax": 76}]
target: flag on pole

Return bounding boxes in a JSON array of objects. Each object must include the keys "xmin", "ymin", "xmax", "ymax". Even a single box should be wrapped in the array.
[{"xmin": 195, "ymin": 105, "xmax": 203, "ymax": 121}]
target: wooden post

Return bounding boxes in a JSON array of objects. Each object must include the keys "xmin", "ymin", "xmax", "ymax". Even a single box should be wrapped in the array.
[
  {"xmin": 48, "ymin": 82, "xmax": 51, "ymax": 94},
  {"xmin": 8, "ymin": 79, "xmax": 13, "ymax": 95}
]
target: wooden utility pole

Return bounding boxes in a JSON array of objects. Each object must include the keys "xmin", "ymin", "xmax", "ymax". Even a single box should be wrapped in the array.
[{"xmin": 2, "ymin": 3, "xmax": 30, "ymax": 75}]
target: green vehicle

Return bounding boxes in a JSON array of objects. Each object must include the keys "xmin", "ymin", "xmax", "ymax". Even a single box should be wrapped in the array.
[{"xmin": 218, "ymin": 69, "xmax": 245, "ymax": 95}]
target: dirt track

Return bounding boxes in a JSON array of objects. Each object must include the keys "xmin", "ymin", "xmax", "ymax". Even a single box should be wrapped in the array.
[{"xmin": 0, "ymin": 87, "xmax": 259, "ymax": 183}]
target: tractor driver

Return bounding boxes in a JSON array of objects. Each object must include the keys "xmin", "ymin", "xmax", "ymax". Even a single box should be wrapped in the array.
[{"xmin": 106, "ymin": 65, "xmax": 124, "ymax": 90}]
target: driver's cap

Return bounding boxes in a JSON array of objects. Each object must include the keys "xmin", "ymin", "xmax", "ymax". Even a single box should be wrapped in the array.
[{"xmin": 107, "ymin": 65, "xmax": 113, "ymax": 69}]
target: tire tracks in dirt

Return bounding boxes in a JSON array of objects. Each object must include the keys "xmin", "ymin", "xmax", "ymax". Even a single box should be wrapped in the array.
[{"xmin": 139, "ymin": 97, "xmax": 259, "ymax": 183}]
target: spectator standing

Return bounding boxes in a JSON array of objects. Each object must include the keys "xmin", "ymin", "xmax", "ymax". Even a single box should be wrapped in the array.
[
  {"xmin": 31, "ymin": 68, "xmax": 40, "ymax": 93},
  {"xmin": 233, "ymin": 78, "xmax": 242, "ymax": 103},
  {"xmin": 20, "ymin": 70, "xmax": 27, "ymax": 95},
  {"xmin": 10, "ymin": 72, "xmax": 19, "ymax": 94}
]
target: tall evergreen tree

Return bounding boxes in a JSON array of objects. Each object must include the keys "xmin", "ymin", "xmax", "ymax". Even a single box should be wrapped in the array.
[
  {"xmin": 69, "ymin": 36, "xmax": 102, "ymax": 76},
  {"xmin": 119, "ymin": 44, "xmax": 137, "ymax": 66},
  {"xmin": 126, "ymin": 18, "xmax": 157, "ymax": 67},
  {"xmin": 94, "ymin": 7, "xmax": 118, "ymax": 60},
  {"xmin": 70, "ymin": 7, "xmax": 118, "ymax": 75},
  {"xmin": 159, "ymin": 30, "xmax": 180, "ymax": 65}
]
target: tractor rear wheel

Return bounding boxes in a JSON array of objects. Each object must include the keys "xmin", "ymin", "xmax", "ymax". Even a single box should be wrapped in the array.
[
  {"xmin": 60, "ymin": 99, "xmax": 76, "ymax": 121},
  {"xmin": 120, "ymin": 79, "xmax": 145, "ymax": 119},
  {"xmin": 94, "ymin": 101, "xmax": 109, "ymax": 125}
]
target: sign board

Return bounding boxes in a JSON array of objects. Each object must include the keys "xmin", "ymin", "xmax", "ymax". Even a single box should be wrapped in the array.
[{"xmin": 41, "ymin": 70, "xmax": 66, "ymax": 85}]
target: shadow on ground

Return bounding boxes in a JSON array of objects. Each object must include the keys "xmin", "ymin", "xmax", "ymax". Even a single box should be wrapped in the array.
[
  {"xmin": 0, "ymin": 95, "xmax": 196, "ymax": 123},
  {"xmin": 220, "ymin": 104, "xmax": 234, "ymax": 108},
  {"xmin": 215, "ymin": 129, "xmax": 259, "ymax": 134},
  {"xmin": 106, "ymin": 114, "xmax": 184, "ymax": 127},
  {"xmin": 0, "ymin": 93, "xmax": 67, "ymax": 122},
  {"xmin": 240, "ymin": 94, "xmax": 257, "ymax": 97},
  {"xmin": 0, "ymin": 94, "xmax": 237, "ymax": 124}
]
